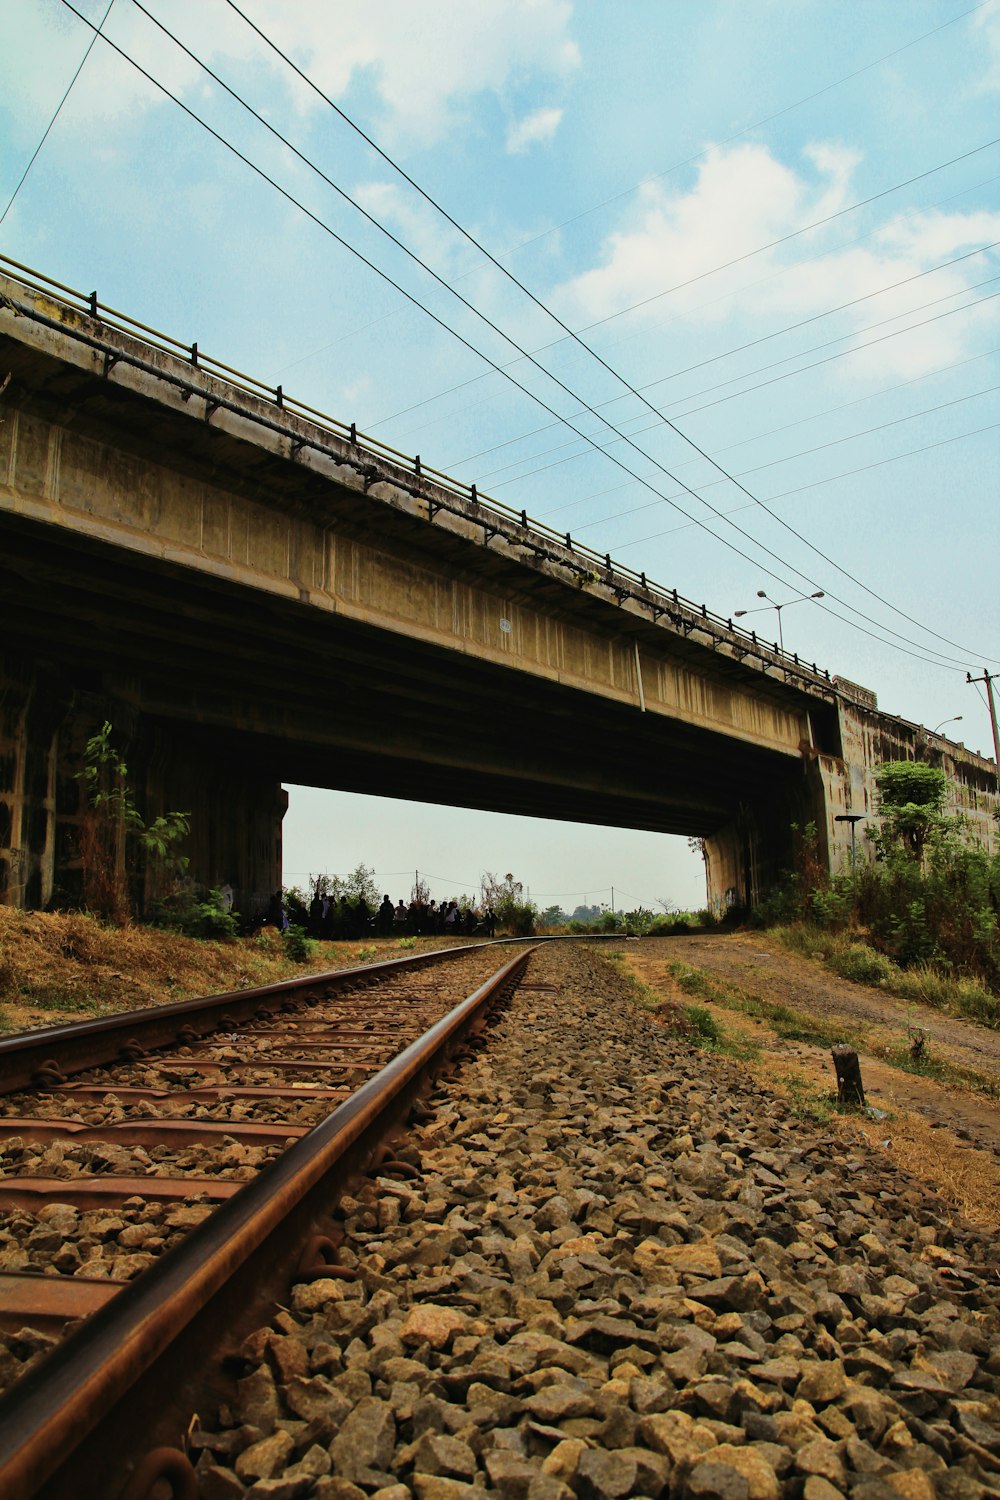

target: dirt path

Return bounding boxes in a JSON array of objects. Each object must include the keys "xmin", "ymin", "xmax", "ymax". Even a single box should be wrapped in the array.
[
  {"xmin": 620, "ymin": 931, "xmax": 1000, "ymax": 1232},
  {"xmin": 663, "ymin": 931, "xmax": 1000, "ymax": 1073}
]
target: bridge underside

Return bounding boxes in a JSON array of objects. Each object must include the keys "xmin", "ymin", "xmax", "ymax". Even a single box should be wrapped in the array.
[{"xmin": 1, "ymin": 510, "xmax": 811, "ymax": 912}]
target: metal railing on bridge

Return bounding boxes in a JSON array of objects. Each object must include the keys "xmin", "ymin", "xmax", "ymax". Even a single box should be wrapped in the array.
[{"xmin": 0, "ymin": 251, "xmax": 834, "ymax": 695}]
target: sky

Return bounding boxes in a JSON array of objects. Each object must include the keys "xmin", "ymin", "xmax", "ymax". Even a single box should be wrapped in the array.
[{"xmin": 2, "ymin": 0, "xmax": 998, "ymax": 913}]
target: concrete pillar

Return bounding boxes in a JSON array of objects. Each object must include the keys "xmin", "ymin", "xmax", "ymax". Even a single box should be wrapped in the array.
[
  {"xmin": 138, "ymin": 725, "xmax": 286, "ymax": 922},
  {"xmin": 0, "ymin": 660, "xmax": 63, "ymax": 908},
  {"xmin": 1, "ymin": 652, "xmax": 286, "ymax": 918},
  {"xmin": 703, "ymin": 764, "xmax": 825, "ymax": 913}
]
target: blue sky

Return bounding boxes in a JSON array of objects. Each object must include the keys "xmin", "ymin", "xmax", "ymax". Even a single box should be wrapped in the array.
[{"xmin": 2, "ymin": 0, "xmax": 998, "ymax": 911}]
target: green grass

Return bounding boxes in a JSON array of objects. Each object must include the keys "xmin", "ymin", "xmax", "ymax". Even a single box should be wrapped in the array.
[
  {"xmin": 16, "ymin": 989, "xmax": 105, "ymax": 1015},
  {"xmin": 683, "ymin": 1002, "xmax": 761, "ymax": 1062},
  {"xmin": 665, "ymin": 961, "xmax": 853, "ymax": 1049},
  {"xmin": 774, "ymin": 1070, "xmax": 886, "ymax": 1125}
]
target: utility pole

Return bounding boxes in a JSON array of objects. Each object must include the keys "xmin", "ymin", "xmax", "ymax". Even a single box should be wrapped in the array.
[{"xmin": 966, "ymin": 670, "xmax": 1000, "ymax": 790}]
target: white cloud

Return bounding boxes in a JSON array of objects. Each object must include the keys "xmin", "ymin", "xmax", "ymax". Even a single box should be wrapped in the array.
[
  {"xmin": 556, "ymin": 144, "xmax": 807, "ymax": 325},
  {"xmin": 554, "ymin": 142, "xmax": 1000, "ymax": 381},
  {"xmin": 506, "ymin": 105, "xmax": 563, "ymax": 154},
  {"xmin": 4, "ymin": 0, "xmax": 579, "ymax": 150},
  {"xmin": 972, "ymin": 0, "xmax": 1000, "ymax": 92},
  {"xmin": 264, "ymin": 0, "xmax": 580, "ymax": 147}
]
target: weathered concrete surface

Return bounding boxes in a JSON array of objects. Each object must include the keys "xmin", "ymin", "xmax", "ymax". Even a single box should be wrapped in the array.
[{"xmin": 0, "ymin": 270, "xmax": 995, "ymax": 913}]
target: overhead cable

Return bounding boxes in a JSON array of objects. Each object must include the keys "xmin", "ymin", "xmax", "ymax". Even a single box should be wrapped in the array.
[
  {"xmin": 61, "ymin": 0, "xmax": 996, "ymax": 675},
  {"xmin": 0, "ymin": 0, "xmax": 115, "ymax": 226},
  {"xmin": 211, "ymin": 0, "xmax": 1000, "ymax": 668},
  {"xmin": 476, "ymin": 284, "xmax": 1000, "ymax": 487}
]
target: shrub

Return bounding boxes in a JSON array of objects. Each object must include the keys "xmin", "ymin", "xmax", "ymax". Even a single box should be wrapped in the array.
[
  {"xmin": 150, "ymin": 888, "xmax": 238, "ymax": 941},
  {"xmin": 828, "ymin": 943, "xmax": 896, "ymax": 987},
  {"xmin": 283, "ymin": 924, "xmax": 315, "ymax": 962},
  {"xmin": 480, "ymin": 872, "xmax": 537, "ymax": 936}
]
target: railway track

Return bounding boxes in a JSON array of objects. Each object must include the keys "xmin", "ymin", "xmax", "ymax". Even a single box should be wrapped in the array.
[{"xmin": 0, "ymin": 940, "xmax": 533, "ymax": 1499}]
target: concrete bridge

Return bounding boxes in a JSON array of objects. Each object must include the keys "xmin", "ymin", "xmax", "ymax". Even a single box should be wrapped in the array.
[{"xmin": 1, "ymin": 261, "xmax": 996, "ymax": 916}]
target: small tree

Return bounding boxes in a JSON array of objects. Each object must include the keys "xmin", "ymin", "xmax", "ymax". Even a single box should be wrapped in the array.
[
  {"xmin": 77, "ymin": 722, "xmax": 189, "ymax": 924},
  {"xmin": 871, "ymin": 761, "xmax": 949, "ymax": 864},
  {"xmin": 481, "ymin": 871, "xmax": 537, "ymax": 935}
]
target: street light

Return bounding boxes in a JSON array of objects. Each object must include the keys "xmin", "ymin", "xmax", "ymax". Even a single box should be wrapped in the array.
[
  {"xmin": 931, "ymin": 716, "xmax": 962, "ymax": 735},
  {"xmin": 835, "ymin": 813, "xmax": 865, "ymax": 882},
  {"xmin": 734, "ymin": 590, "xmax": 824, "ymax": 653}
]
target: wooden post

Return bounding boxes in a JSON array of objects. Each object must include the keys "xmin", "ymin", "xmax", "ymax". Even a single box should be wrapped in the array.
[{"xmin": 831, "ymin": 1044, "xmax": 865, "ymax": 1106}]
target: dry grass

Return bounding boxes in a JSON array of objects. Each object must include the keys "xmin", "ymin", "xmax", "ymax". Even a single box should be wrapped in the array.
[
  {"xmin": 848, "ymin": 1110, "xmax": 1000, "ymax": 1236},
  {"xmin": 0, "ymin": 908, "xmax": 466, "ymax": 1032}
]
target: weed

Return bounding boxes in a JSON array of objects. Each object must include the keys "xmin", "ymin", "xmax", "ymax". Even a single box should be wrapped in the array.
[
  {"xmin": 883, "ymin": 1043, "xmax": 949, "ymax": 1083},
  {"xmin": 395, "ymin": 937, "xmax": 418, "ymax": 950},
  {"xmin": 283, "ymin": 925, "xmax": 315, "ymax": 963},
  {"xmin": 666, "ymin": 960, "xmax": 850, "ymax": 1049},
  {"xmin": 776, "ymin": 1072, "xmax": 835, "ymax": 1124},
  {"xmin": 685, "ymin": 1004, "xmax": 722, "ymax": 1045},
  {"xmin": 681, "ymin": 1002, "xmax": 761, "ymax": 1061},
  {"xmin": 666, "ymin": 962, "xmax": 715, "ymax": 1000},
  {"xmin": 830, "ymin": 944, "xmax": 897, "ymax": 987},
  {"xmin": 24, "ymin": 990, "xmax": 103, "ymax": 1015},
  {"xmin": 356, "ymin": 945, "xmax": 377, "ymax": 964}
]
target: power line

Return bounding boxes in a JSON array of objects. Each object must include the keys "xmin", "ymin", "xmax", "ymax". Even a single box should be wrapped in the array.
[
  {"xmin": 62, "ymin": 0, "xmax": 995, "ymax": 677},
  {"xmin": 573, "ymin": 385, "xmax": 1000, "ymax": 536},
  {"xmin": 616, "ymin": 419, "xmax": 1000, "ymax": 555},
  {"xmin": 59, "ymin": 4, "xmax": 860, "ymax": 621},
  {"xmin": 0, "ymin": 0, "xmax": 115, "ymax": 226},
  {"xmin": 476, "ymin": 284, "xmax": 1000, "ymax": 489},
  {"xmin": 225, "ymin": 0, "xmax": 996, "ymax": 358},
  {"xmin": 534, "ymin": 342, "xmax": 1000, "ymax": 522},
  {"xmin": 448, "ymin": 246, "xmax": 1000, "ymax": 474},
  {"xmin": 366, "ymin": 168, "xmax": 1000, "ymax": 434},
  {"xmin": 209, "ymin": 2, "xmax": 999, "ymax": 669},
  {"xmin": 453, "ymin": 1, "xmax": 993, "ymax": 268}
]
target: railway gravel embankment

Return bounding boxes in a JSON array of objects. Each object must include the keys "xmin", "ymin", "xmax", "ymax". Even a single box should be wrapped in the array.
[{"xmin": 194, "ymin": 944, "xmax": 1000, "ymax": 1500}]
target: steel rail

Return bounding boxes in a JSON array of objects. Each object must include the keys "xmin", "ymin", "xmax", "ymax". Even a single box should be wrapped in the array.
[
  {"xmin": 0, "ymin": 941, "xmax": 492, "ymax": 1095},
  {"xmin": 0, "ymin": 945, "xmax": 532, "ymax": 1500}
]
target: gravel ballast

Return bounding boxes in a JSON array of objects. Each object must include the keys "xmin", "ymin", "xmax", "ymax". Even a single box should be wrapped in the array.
[{"xmin": 190, "ymin": 943, "xmax": 1000, "ymax": 1500}]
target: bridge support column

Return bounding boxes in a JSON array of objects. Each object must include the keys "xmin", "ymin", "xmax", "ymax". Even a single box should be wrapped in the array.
[
  {"xmin": 1, "ymin": 654, "xmax": 286, "ymax": 920},
  {"xmin": 138, "ymin": 729, "xmax": 287, "ymax": 924},
  {"xmin": 703, "ymin": 762, "xmax": 828, "ymax": 913},
  {"xmin": 0, "ymin": 662, "xmax": 64, "ymax": 909}
]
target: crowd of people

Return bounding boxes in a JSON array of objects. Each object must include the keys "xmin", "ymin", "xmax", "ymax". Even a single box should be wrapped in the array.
[{"xmin": 263, "ymin": 889, "xmax": 496, "ymax": 940}]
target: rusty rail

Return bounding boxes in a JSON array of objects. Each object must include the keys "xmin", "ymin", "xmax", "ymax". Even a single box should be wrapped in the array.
[
  {"xmin": 0, "ymin": 941, "xmax": 491, "ymax": 1095},
  {"xmin": 0, "ymin": 945, "xmax": 531, "ymax": 1499}
]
